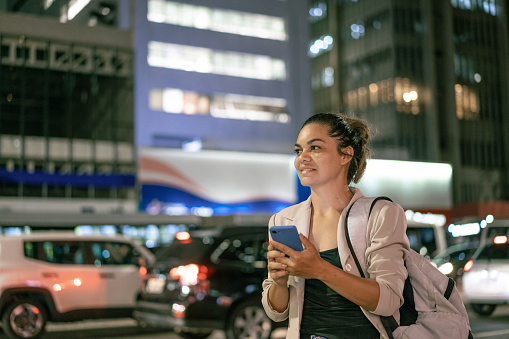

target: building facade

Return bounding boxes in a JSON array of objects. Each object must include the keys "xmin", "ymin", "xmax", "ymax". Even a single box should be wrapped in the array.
[
  {"xmin": 0, "ymin": 0, "xmax": 312, "ymax": 216},
  {"xmin": 0, "ymin": 1, "xmax": 137, "ymax": 214},
  {"xmin": 309, "ymin": 0, "xmax": 509, "ymax": 224}
]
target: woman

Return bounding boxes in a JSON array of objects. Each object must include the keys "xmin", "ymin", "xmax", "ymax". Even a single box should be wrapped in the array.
[{"xmin": 261, "ymin": 113, "xmax": 410, "ymax": 339}]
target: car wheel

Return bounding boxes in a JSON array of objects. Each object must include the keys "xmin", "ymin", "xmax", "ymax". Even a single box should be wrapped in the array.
[
  {"xmin": 225, "ymin": 300, "xmax": 272, "ymax": 339},
  {"xmin": 471, "ymin": 303, "xmax": 497, "ymax": 317},
  {"xmin": 1, "ymin": 299, "xmax": 48, "ymax": 339}
]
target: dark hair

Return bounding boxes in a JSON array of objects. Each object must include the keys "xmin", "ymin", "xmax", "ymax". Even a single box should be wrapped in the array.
[{"xmin": 301, "ymin": 112, "xmax": 372, "ymax": 184}]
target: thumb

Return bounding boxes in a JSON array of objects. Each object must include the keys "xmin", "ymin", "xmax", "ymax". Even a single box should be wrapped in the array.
[{"xmin": 298, "ymin": 233, "xmax": 311, "ymax": 249}]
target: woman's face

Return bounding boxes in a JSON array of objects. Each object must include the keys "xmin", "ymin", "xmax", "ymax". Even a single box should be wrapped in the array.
[{"xmin": 294, "ymin": 123, "xmax": 351, "ymax": 188}]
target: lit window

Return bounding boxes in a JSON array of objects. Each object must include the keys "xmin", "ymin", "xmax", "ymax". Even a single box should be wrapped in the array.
[
  {"xmin": 455, "ymin": 84, "xmax": 479, "ymax": 120},
  {"xmin": 148, "ymin": 41, "xmax": 286, "ymax": 81},
  {"xmin": 395, "ymin": 78, "xmax": 420, "ymax": 114},
  {"xmin": 147, "ymin": 0, "xmax": 287, "ymax": 41},
  {"xmin": 148, "ymin": 88, "xmax": 289, "ymax": 124}
]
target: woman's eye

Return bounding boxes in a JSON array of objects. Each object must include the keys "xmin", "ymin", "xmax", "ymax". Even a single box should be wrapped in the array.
[
  {"xmin": 311, "ymin": 145, "xmax": 320, "ymax": 150},
  {"xmin": 294, "ymin": 149, "xmax": 302, "ymax": 155}
]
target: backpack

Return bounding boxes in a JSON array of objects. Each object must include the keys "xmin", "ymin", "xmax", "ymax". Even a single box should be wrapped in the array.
[{"xmin": 345, "ymin": 196, "xmax": 474, "ymax": 339}]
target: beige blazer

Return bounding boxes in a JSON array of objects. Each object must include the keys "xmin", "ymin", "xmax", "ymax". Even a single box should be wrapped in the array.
[{"xmin": 261, "ymin": 188, "xmax": 410, "ymax": 339}]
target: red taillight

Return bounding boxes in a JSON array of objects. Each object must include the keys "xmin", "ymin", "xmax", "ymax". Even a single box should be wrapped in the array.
[
  {"xmin": 176, "ymin": 232, "xmax": 191, "ymax": 243},
  {"xmin": 139, "ymin": 266, "xmax": 147, "ymax": 276},
  {"xmin": 464, "ymin": 259, "xmax": 474, "ymax": 272},
  {"xmin": 169, "ymin": 264, "xmax": 208, "ymax": 285},
  {"xmin": 494, "ymin": 235, "xmax": 508, "ymax": 244}
]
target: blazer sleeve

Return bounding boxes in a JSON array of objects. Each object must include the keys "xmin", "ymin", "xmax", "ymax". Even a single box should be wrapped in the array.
[
  {"xmin": 365, "ymin": 201, "xmax": 410, "ymax": 316},
  {"xmin": 261, "ymin": 213, "xmax": 290, "ymax": 322}
]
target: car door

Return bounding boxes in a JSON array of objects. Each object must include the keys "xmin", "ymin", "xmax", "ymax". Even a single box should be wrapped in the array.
[
  {"xmin": 86, "ymin": 240, "xmax": 144, "ymax": 307},
  {"xmin": 30, "ymin": 240, "xmax": 104, "ymax": 313}
]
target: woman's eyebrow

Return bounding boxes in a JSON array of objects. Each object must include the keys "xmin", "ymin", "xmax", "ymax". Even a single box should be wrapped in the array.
[
  {"xmin": 307, "ymin": 138, "xmax": 325, "ymax": 144},
  {"xmin": 295, "ymin": 138, "xmax": 326, "ymax": 148}
]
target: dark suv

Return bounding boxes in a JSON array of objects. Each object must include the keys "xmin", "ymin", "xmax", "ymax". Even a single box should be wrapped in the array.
[{"xmin": 133, "ymin": 225, "xmax": 285, "ymax": 339}]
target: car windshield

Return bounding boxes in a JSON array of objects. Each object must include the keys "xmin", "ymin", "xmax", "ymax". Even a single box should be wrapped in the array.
[
  {"xmin": 477, "ymin": 243, "xmax": 509, "ymax": 260},
  {"xmin": 155, "ymin": 236, "xmax": 215, "ymax": 261}
]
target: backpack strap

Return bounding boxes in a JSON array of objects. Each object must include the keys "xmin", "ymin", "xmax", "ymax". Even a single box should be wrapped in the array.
[
  {"xmin": 344, "ymin": 196, "xmax": 392, "ymax": 279},
  {"xmin": 345, "ymin": 196, "xmax": 395, "ymax": 339}
]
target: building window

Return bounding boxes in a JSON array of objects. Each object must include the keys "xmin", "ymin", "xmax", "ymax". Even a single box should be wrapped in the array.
[
  {"xmin": 147, "ymin": 0, "xmax": 287, "ymax": 41},
  {"xmin": 455, "ymin": 84, "xmax": 479, "ymax": 120},
  {"xmin": 147, "ymin": 41, "xmax": 286, "ymax": 81},
  {"xmin": 451, "ymin": 0, "xmax": 498, "ymax": 16},
  {"xmin": 149, "ymin": 88, "xmax": 289, "ymax": 124}
]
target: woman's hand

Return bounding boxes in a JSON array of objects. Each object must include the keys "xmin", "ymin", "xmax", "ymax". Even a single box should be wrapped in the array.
[
  {"xmin": 270, "ymin": 234, "xmax": 324, "ymax": 280},
  {"xmin": 267, "ymin": 243, "xmax": 289, "ymax": 286}
]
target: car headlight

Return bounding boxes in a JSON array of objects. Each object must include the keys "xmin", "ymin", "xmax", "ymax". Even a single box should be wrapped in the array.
[{"xmin": 438, "ymin": 262, "xmax": 454, "ymax": 275}]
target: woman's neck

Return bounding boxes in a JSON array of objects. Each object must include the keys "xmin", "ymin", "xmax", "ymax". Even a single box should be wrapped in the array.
[{"xmin": 310, "ymin": 184, "xmax": 353, "ymax": 216}]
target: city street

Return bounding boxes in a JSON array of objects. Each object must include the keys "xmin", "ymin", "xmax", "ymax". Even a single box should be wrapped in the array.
[{"xmin": 0, "ymin": 305, "xmax": 508, "ymax": 339}]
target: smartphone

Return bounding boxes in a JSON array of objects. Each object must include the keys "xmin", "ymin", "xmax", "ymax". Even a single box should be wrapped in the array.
[{"xmin": 269, "ymin": 225, "xmax": 303, "ymax": 252}]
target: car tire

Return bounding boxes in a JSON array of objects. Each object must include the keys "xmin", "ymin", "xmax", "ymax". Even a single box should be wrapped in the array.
[
  {"xmin": 471, "ymin": 303, "xmax": 497, "ymax": 317},
  {"xmin": 225, "ymin": 299, "xmax": 272, "ymax": 339},
  {"xmin": 1, "ymin": 299, "xmax": 48, "ymax": 339}
]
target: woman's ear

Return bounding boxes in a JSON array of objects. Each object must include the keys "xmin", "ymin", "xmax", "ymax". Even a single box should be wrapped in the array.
[{"xmin": 341, "ymin": 146, "xmax": 354, "ymax": 165}]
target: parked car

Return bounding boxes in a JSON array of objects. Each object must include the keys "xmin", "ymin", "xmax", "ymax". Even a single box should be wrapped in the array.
[
  {"xmin": 133, "ymin": 225, "xmax": 286, "ymax": 339},
  {"xmin": 462, "ymin": 235, "xmax": 509, "ymax": 316},
  {"xmin": 431, "ymin": 241, "xmax": 479, "ymax": 281},
  {"xmin": 0, "ymin": 232, "xmax": 155, "ymax": 339}
]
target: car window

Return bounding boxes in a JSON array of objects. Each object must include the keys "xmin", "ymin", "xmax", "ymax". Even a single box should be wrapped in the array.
[
  {"xmin": 213, "ymin": 236, "xmax": 266, "ymax": 264},
  {"xmin": 25, "ymin": 241, "xmax": 84, "ymax": 265},
  {"xmin": 156, "ymin": 236, "xmax": 215, "ymax": 261},
  {"xmin": 89, "ymin": 241, "xmax": 137, "ymax": 266},
  {"xmin": 477, "ymin": 243, "xmax": 509, "ymax": 260}
]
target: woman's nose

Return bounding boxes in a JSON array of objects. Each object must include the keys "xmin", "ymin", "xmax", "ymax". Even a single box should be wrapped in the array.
[{"xmin": 298, "ymin": 150, "xmax": 310, "ymax": 161}]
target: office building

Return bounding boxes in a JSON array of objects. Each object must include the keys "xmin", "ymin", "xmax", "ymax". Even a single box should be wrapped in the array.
[
  {"xmin": 0, "ymin": 0, "xmax": 312, "ymax": 216},
  {"xmin": 309, "ymin": 0, "xmax": 509, "ymax": 226}
]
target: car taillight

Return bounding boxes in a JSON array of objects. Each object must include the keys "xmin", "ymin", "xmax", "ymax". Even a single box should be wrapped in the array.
[
  {"xmin": 139, "ymin": 266, "xmax": 147, "ymax": 276},
  {"xmin": 464, "ymin": 259, "xmax": 474, "ymax": 272},
  {"xmin": 176, "ymin": 231, "xmax": 191, "ymax": 244},
  {"xmin": 494, "ymin": 235, "xmax": 508, "ymax": 244},
  {"xmin": 169, "ymin": 264, "xmax": 208, "ymax": 285}
]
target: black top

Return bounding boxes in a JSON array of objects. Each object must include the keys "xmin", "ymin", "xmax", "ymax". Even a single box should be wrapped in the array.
[{"xmin": 300, "ymin": 248, "xmax": 379, "ymax": 339}]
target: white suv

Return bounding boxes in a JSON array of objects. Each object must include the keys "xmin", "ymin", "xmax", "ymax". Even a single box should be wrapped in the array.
[{"xmin": 0, "ymin": 232, "xmax": 155, "ymax": 339}]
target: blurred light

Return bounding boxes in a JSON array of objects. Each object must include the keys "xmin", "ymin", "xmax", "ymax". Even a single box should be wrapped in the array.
[
  {"xmin": 139, "ymin": 266, "xmax": 147, "ymax": 276},
  {"xmin": 162, "ymin": 89, "xmax": 184, "ymax": 114},
  {"xmin": 494, "ymin": 236, "xmax": 508, "ymax": 244},
  {"xmin": 176, "ymin": 231, "xmax": 191, "ymax": 241},
  {"xmin": 486, "ymin": 214, "xmax": 494, "ymax": 223},
  {"xmin": 100, "ymin": 225, "xmax": 117, "ymax": 235},
  {"xmin": 464, "ymin": 260, "xmax": 473, "ymax": 272},
  {"xmin": 448, "ymin": 223, "xmax": 480, "ymax": 237},
  {"xmin": 7, "ymin": 93, "xmax": 13, "ymax": 102},
  {"xmin": 44, "ymin": 0, "xmax": 55, "ymax": 10},
  {"xmin": 74, "ymin": 278, "xmax": 82, "ymax": 286},
  {"xmin": 474, "ymin": 73, "xmax": 481, "ymax": 83},
  {"xmin": 191, "ymin": 206, "xmax": 214, "ymax": 217},
  {"xmin": 182, "ymin": 138, "xmax": 202, "ymax": 152},
  {"xmin": 405, "ymin": 210, "xmax": 446, "ymax": 227},
  {"xmin": 438, "ymin": 262, "xmax": 454, "ymax": 275},
  {"xmin": 68, "ymin": 0, "xmax": 91, "ymax": 20},
  {"xmin": 172, "ymin": 303, "xmax": 186, "ymax": 318},
  {"xmin": 53, "ymin": 284, "xmax": 62, "ymax": 291}
]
